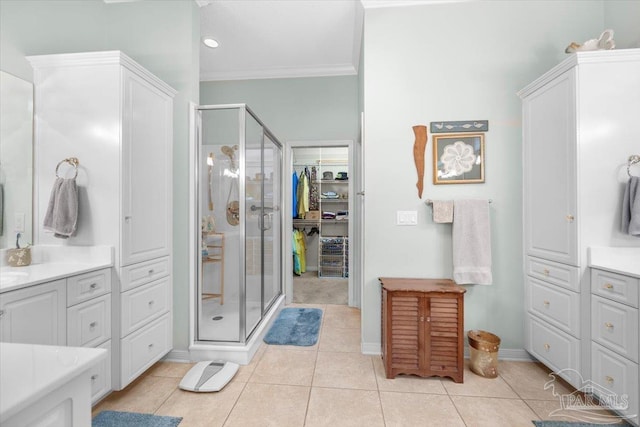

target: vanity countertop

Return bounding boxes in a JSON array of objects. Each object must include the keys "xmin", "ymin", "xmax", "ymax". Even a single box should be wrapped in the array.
[
  {"xmin": 0, "ymin": 245, "xmax": 113, "ymax": 293},
  {"xmin": 588, "ymin": 246, "xmax": 640, "ymax": 278},
  {"xmin": 0, "ymin": 342, "xmax": 106, "ymax": 422}
]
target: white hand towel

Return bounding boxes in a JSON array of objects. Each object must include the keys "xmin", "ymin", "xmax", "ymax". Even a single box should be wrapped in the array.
[
  {"xmin": 432, "ymin": 200, "xmax": 454, "ymax": 223},
  {"xmin": 622, "ymin": 176, "xmax": 640, "ymax": 236},
  {"xmin": 43, "ymin": 177, "xmax": 78, "ymax": 239},
  {"xmin": 453, "ymin": 199, "xmax": 492, "ymax": 285}
]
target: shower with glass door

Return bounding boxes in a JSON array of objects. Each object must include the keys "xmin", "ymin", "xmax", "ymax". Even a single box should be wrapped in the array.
[{"xmin": 193, "ymin": 104, "xmax": 283, "ymax": 346}]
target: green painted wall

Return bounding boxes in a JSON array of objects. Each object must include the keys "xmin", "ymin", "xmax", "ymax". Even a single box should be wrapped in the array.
[
  {"xmin": 0, "ymin": 0, "xmax": 199, "ymax": 351},
  {"xmin": 362, "ymin": 0, "xmax": 609, "ymax": 353},
  {"xmin": 200, "ymin": 76, "xmax": 360, "ymax": 143}
]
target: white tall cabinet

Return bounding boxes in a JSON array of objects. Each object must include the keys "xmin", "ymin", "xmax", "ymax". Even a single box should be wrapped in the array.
[
  {"xmin": 29, "ymin": 51, "xmax": 176, "ymax": 391},
  {"xmin": 519, "ymin": 50, "xmax": 640, "ymax": 389}
]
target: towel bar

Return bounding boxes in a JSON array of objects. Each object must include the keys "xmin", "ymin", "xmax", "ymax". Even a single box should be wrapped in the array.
[{"xmin": 425, "ymin": 199, "xmax": 492, "ymax": 205}]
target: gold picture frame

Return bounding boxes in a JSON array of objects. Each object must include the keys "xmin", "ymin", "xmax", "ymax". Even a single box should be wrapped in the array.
[{"xmin": 432, "ymin": 133, "xmax": 485, "ymax": 184}]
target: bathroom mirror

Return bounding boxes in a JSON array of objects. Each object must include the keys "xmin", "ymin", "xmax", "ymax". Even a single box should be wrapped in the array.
[{"xmin": 0, "ymin": 70, "xmax": 33, "ymax": 248}]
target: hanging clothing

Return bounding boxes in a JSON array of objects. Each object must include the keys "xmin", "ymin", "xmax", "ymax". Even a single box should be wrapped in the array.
[
  {"xmin": 297, "ymin": 171, "xmax": 309, "ymax": 218},
  {"xmin": 292, "ymin": 172, "xmax": 298, "ymax": 218},
  {"xmin": 292, "ymin": 229, "xmax": 307, "ymax": 275}
]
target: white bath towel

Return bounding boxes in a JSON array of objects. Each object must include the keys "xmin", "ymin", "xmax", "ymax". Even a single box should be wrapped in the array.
[
  {"xmin": 432, "ymin": 200, "xmax": 454, "ymax": 223},
  {"xmin": 453, "ymin": 199, "xmax": 492, "ymax": 285},
  {"xmin": 43, "ymin": 177, "xmax": 78, "ymax": 239},
  {"xmin": 622, "ymin": 176, "xmax": 640, "ymax": 236}
]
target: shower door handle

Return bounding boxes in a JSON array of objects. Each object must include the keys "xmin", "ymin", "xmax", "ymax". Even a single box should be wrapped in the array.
[{"xmin": 259, "ymin": 213, "xmax": 272, "ymax": 231}]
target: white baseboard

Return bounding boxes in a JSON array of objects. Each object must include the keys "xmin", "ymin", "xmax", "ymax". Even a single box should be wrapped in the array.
[
  {"xmin": 362, "ymin": 342, "xmax": 535, "ymax": 362},
  {"xmin": 163, "ymin": 349, "xmax": 191, "ymax": 363}
]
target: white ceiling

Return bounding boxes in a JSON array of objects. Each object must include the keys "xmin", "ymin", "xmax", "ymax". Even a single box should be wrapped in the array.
[
  {"xmin": 198, "ymin": 0, "xmax": 465, "ymax": 81},
  {"xmin": 199, "ymin": 0, "xmax": 364, "ymax": 81}
]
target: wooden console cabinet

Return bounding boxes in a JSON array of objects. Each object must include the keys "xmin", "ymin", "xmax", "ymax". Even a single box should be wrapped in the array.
[{"xmin": 379, "ymin": 278, "xmax": 466, "ymax": 383}]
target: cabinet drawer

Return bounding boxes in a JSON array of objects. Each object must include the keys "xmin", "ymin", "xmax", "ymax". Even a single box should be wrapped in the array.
[
  {"xmin": 90, "ymin": 340, "xmax": 112, "ymax": 403},
  {"xmin": 121, "ymin": 277, "xmax": 170, "ymax": 337},
  {"xmin": 591, "ymin": 342, "xmax": 638, "ymax": 422},
  {"xmin": 67, "ymin": 293, "xmax": 111, "ymax": 347},
  {"xmin": 591, "ymin": 269, "xmax": 639, "ymax": 308},
  {"xmin": 526, "ymin": 277, "xmax": 580, "ymax": 337},
  {"xmin": 120, "ymin": 257, "xmax": 170, "ymax": 292},
  {"xmin": 120, "ymin": 313, "xmax": 171, "ymax": 388},
  {"xmin": 591, "ymin": 295, "xmax": 638, "ymax": 363},
  {"xmin": 67, "ymin": 268, "xmax": 111, "ymax": 307},
  {"xmin": 527, "ymin": 315, "xmax": 580, "ymax": 386},
  {"xmin": 526, "ymin": 257, "xmax": 580, "ymax": 292}
]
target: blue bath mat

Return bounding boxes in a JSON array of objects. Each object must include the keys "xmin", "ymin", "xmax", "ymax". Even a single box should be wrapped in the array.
[
  {"xmin": 93, "ymin": 410, "xmax": 182, "ymax": 427},
  {"xmin": 533, "ymin": 421, "xmax": 631, "ymax": 426},
  {"xmin": 263, "ymin": 308, "xmax": 322, "ymax": 346}
]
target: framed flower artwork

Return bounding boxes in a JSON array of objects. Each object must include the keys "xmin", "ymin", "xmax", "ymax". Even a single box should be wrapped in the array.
[{"xmin": 432, "ymin": 133, "xmax": 485, "ymax": 184}]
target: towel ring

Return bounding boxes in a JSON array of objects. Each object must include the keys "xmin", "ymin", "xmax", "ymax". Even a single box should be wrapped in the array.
[
  {"xmin": 55, "ymin": 157, "xmax": 79, "ymax": 179},
  {"xmin": 628, "ymin": 154, "xmax": 640, "ymax": 177}
]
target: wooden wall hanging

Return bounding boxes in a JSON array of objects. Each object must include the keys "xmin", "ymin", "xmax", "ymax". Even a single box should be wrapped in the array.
[{"xmin": 413, "ymin": 125, "xmax": 428, "ymax": 198}]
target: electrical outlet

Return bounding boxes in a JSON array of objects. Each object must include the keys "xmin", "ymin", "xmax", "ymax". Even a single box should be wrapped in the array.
[
  {"xmin": 14, "ymin": 212, "xmax": 25, "ymax": 232},
  {"xmin": 396, "ymin": 210, "xmax": 418, "ymax": 226}
]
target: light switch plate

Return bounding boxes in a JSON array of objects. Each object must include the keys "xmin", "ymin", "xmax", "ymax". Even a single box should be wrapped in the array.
[
  {"xmin": 14, "ymin": 212, "xmax": 25, "ymax": 232},
  {"xmin": 397, "ymin": 210, "xmax": 418, "ymax": 226}
]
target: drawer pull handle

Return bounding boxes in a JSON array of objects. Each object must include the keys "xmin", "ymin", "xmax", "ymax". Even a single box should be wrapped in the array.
[
  {"xmin": 0, "ymin": 310, "xmax": 4, "ymax": 319},
  {"xmin": 89, "ymin": 283, "xmax": 98, "ymax": 289},
  {"xmin": 603, "ymin": 283, "xmax": 614, "ymax": 290},
  {"xmin": 566, "ymin": 215, "xmax": 574, "ymax": 222},
  {"xmin": 605, "ymin": 375, "xmax": 614, "ymax": 384},
  {"xmin": 543, "ymin": 300, "xmax": 550, "ymax": 307},
  {"xmin": 91, "ymin": 374, "xmax": 98, "ymax": 381},
  {"xmin": 148, "ymin": 269, "xmax": 154, "ymax": 275},
  {"xmin": 148, "ymin": 300, "xmax": 154, "ymax": 307},
  {"xmin": 543, "ymin": 269, "xmax": 550, "ymax": 276},
  {"xmin": 90, "ymin": 321, "xmax": 97, "ymax": 328},
  {"xmin": 544, "ymin": 343, "xmax": 551, "ymax": 351},
  {"xmin": 605, "ymin": 322, "xmax": 614, "ymax": 329},
  {"xmin": 420, "ymin": 316, "xmax": 424, "ymax": 322},
  {"xmin": 148, "ymin": 343, "xmax": 154, "ymax": 349}
]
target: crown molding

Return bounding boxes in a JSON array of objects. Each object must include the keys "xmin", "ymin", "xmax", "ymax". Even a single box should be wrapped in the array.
[{"xmin": 200, "ymin": 64, "xmax": 357, "ymax": 82}]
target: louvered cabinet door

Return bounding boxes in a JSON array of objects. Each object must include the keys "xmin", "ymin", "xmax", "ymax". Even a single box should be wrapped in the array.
[
  {"xmin": 382, "ymin": 291, "xmax": 423, "ymax": 377},
  {"xmin": 426, "ymin": 294, "xmax": 464, "ymax": 383}
]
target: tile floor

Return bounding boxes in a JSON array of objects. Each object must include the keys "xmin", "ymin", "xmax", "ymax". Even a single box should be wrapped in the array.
[{"xmin": 93, "ymin": 303, "xmax": 622, "ymax": 427}]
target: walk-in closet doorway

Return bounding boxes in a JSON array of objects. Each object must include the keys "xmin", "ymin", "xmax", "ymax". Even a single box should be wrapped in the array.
[{"xmin": 284, "ymin": 140, "xmax": 362, "ymax": 309}]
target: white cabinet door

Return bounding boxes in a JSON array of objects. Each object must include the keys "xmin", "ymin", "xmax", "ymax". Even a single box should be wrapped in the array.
[
  {"xmin": 523, "ymin": 70, "xmax": 578, "ymax": 266},
  {"xmin": 120, "ymin": 68, "xmax": 173, "ymax": 266},
  {"xmin": 0, "ymin": 280, "xmax": 66, "ymax": 345}
]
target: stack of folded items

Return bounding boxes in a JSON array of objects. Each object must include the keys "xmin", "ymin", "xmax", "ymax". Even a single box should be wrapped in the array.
[
  {"xmin": 322, "ymin": 211, "xmax": 336, "ymax": 219},
  {"xmin": 321, "ymin": 191, "xmax": 340, "ymax": 199},
  {"xmin": 336, "ymin": 210, "xmax": 348, "ymax": 220}
]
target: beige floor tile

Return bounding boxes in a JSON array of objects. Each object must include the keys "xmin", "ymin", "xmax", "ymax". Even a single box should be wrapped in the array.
[
  {"xmin": 380, "ymin": 391, "xmax": 465, "ymax": 427},
  {"xmin": 451, "ymin": 396, "xmax": 540, "ymax": 427},
  {"xmin": 373, "ymin": 356, "xmax": 447, "ymax": 394},
  {"xmin": 154, "ymin": 382, "xmax": 245, "ymax": 427},
  {"xmin": 313, "ymin": 351, "xmax": 377, "ymax": 390},
  {"xmin": 526, "ymin": 398, "xmax": 628, "ymax": 424},
  {"xmin": 224, "ymin": 383, "xmax": 310, "ymax": 427},
  {"xmin": 249, "ymin": 346, "xmax": 317, "ymax": 386},
  {"xmin": 146, "ymin": 361, "xmax": 195, "ymax": 378},
  {"xmin": 442, "ymin": 361, "xmax": 519, "ymax": 398},
  {"xmin": 233, "ymin": 344, "xmax": 267, "ymax": 382},
  {"xmin": 305, "ymin": 387, "xmax": 384, "ymax": 427},
  {"xmin": 323, "ymin": 304, "xmax": 361, "ymax": 329},
  {"xmin": 93, "ymin": 375, "xmax": 180, "ymax": 414},
  {"xmin": 498, "ymin": 360, "xmax": 574, "ymax": 400},
  {"xmin": 318, "ymin": 326, "xmax": 360, "ymax": 352}
]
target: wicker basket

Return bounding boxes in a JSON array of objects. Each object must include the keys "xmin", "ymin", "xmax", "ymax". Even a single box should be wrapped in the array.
[{"xmin": 467, "ymin": 330, "xmax": 501, "ymax": 378}]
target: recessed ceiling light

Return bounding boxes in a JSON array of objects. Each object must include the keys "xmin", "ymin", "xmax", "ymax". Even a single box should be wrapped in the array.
[{"xmin": 203, "ymin": 38, "xmax": 219, "ymax": 48}]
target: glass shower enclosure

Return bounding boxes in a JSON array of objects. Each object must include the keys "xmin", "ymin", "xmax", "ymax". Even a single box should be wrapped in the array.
[{"xmin": 195, "ymin": 105, "xmax": 282, "ymax": 343}]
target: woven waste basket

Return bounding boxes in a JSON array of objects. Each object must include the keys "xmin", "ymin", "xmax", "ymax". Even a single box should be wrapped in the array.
[{"xmin": 467, "ymin": 330, "xmax": 501, "ymax": 378}]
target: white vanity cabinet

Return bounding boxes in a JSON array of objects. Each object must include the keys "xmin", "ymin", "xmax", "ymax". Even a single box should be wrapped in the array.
[
  {"xmin": 28, "ymin": 51, "xmax": 176, "ymax": 391},
  {"xmin": 0, "ymin": 280, "xmax": 66, "ymax": 345},
  {"xmin": 590, "ymin": 268, "xmax": 639, "ymax": 424},
  {"xmin": 519, "ymin": 49, "xmax": 640, "ymax": 388}
]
